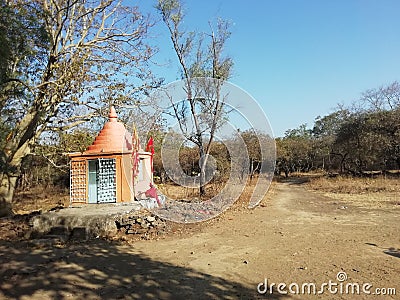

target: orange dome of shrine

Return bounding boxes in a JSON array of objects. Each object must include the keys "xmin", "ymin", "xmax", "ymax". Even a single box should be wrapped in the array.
[{"xmin": 84, "ymin": 106, "xmax": 132, "ymax": 154}]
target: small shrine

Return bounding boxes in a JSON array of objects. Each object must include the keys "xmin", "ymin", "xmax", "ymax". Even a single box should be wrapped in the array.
[{"xmin": 68, "ymin": 106, "xmax": 154, "ymax": 206}]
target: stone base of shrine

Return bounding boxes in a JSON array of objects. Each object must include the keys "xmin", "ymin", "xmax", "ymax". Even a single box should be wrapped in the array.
[{"xmin": 30, "ymin": 202, "xmax": 143, "ymax": 240}]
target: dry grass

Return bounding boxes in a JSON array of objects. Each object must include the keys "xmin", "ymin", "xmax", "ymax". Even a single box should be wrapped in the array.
[
  {"xmin": 308, "ymin": 175, "xmax": 400, "ymax": 194},
  {"xmin": 157, "ymin": 179, "xmax": 230, "ymax": 201},
  {"xmin": 13, "ymin": 186, "xmax": 69, "ymax": 214},
  {"xmin": 307, "ymin": 175, "xmax": 400, "ymax": 209},
  {"xmin": 157, "ymin": 176, "xmax": 276, "ymax": 210}
]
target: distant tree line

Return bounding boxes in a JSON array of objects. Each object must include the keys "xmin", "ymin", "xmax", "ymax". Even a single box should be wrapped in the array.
[
  {"xmin": 151, "ymin": 129, "xmax": 273, "ymax": 185},
  {"xmin": 10, "ymin": 127, "xmax": 272, "ymax": 192},
  {"xmin": 8, "ymin": 81, "xmax": 400, "ymax": 194},
  {"xmin": 276, "ymin": 81, "xmax": 400, "ymax": 177}
]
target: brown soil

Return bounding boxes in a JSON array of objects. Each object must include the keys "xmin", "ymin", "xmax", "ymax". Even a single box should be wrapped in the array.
[{"xmin": 0, "ymin": 179, "xmax": 399, "ymax": 299}]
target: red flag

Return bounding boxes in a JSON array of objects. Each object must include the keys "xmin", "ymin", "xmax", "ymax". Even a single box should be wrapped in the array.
[{"xmin": 146, "ymin": 136, "xmax": 154, "ymax": 154}]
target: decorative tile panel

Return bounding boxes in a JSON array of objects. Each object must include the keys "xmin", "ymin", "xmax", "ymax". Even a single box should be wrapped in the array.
[{"xmin": 70, "ymin": 160, "xmax": 87, "ymax": 203}]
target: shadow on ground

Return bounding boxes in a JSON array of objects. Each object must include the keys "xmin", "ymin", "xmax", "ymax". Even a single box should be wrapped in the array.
[
  {"xmin": 0, "ymin": 240, "xmax": 286, "ymax": 300},
  {"xmin": 384, "ymin": 247, "xmax": 400, "ymax": 259},
  {"xmin": 366, "ymin": 243, "xmax": 400, "ymax": 259},
  {"xmin": 276, "ymin": 176, "xmax": 310, "ymax": 185}
]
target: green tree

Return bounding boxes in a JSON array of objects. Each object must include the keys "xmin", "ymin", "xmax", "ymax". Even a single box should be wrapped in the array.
[
  {"xmin": 376, "ymin": 108, "xmax": 400, "ymax": 169},
  {"xmin": 276, "ymin": 82, "xmax": 400, "ymax": 176},
  {"xmin": 331, "ymin": 82, "xmax": 400, "ymax": 174},
  {"xmin": 275, "ymin": 124, "xmax": 314, "ymax": 176},
  {"xmin": 312, "ymin": 109, "xmax": 350, "ymax": 171},
  {"xmin": 333, "ymin": 110, "xmax": 400, "ymax": 174}
]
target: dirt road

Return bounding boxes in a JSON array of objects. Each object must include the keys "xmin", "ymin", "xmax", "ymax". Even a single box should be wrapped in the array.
[{"xmin": 1, "ymin": 181, "xmax": 399, "ymax": 299}]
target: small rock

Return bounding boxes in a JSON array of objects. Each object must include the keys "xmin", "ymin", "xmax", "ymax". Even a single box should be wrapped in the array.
[
  {"xmin": 146, "ymin": 216, "xmax": 156, "ymax": 222},
  {"xmin": 126, "ymin": 228, "xmax": 136, "ymax": 234}
]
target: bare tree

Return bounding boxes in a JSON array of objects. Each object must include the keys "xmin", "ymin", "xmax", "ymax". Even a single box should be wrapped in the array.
[
  {"xmin": 156, "ymin": 0, "xmax": 233, "ymax": 196},
  {"xmin": 0, "ymin": 0, "xmax": 156, "ymax": 216},
  {"xmin": 359, "ymin": 81, "xmax": 400, "ymax": 112}
]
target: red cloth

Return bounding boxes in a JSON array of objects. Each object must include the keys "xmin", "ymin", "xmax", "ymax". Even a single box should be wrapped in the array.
[{"xmin": 145, "ymin": 184, "xmax": 161, "ymax": 206}]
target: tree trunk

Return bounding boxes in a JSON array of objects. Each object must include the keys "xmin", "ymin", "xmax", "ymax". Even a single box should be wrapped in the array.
[
  {"xmin": 199, "ymin": 147, "xmax": 206, "ymax": 197},
  {"xmin": 199, "ymin": 169, "xmax": 206, "ymax": 197},
  {"xmin": 0, "ymin": 133, "xmax": 32, "ymax": 216},
  {"xmin": 0, "ymin": 153, "xmax": 26, "ymax": 216},
  {"xmin": 0, "ymin": 173, "xmax": 18, "ymax": 217},
  {"xmin": 249, "ymin": 158, "xmax": 254, "ymax": 181}
]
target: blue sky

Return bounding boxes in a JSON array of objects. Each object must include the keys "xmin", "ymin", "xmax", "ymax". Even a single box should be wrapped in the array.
[{"xmin": 138, "ymin": 0, "xmax": 400, "ymax": 137}]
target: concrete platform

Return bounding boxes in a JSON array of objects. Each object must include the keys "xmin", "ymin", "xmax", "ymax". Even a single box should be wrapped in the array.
[{"xmin": 31, "ymin": 202, "xmax": 143, "ymax": 240}]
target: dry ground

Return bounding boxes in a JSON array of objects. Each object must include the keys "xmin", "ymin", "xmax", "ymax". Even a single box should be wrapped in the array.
[{"xmin": 0, "ymin": 176, "xmax": 399, "ymax": 299}]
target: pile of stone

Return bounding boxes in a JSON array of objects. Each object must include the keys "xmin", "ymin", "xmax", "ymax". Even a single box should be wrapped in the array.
[{"xmin": 115, "ymin": 213, "xmax": 166, "ymax": 235}]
